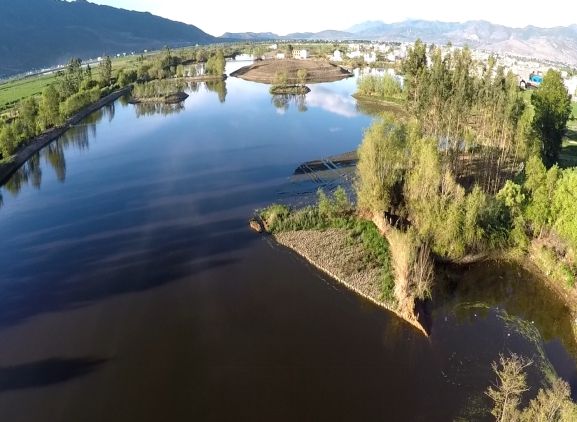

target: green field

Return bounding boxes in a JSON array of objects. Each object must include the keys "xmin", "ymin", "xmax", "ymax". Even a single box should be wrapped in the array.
[
  {"xmin": 0, "ymin": 73, "xmax": 59, "ymax": 113},
  {"xmin": 0, "ymin": 55, "xmax": 143, "ymax": 116}
]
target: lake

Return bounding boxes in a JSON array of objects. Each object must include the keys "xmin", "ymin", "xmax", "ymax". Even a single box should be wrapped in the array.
[{"xmin": 0, "ymin": 61, "xmax": 575, "ymax": 421}]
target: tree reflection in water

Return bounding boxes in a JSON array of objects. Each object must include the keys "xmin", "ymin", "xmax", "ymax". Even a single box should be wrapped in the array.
[
  {"xmin": 134, "ymin": 102, "xmax": 185, "ymax": 118},
  {"xmin": 0, "ymin": 81, "xmax": 231, "ymax": 204},
  {"xmin": 271, "ymin": 94, "xmax": 308, "ymax": 113},
  {"xmin": 1, "ymin": 109, "xmax": 105, "ymax": 199},
  {"xmin": 205, "ymin": 79, "xmax": 227, "ymax": 103}
]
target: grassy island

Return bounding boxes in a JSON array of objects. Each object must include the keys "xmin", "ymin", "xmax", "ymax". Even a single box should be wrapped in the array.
[
  {"xmin": 231, "ymin": 59, "xmax": 352, "ymax": 84},
  {"xmin": 130, "ymin": 81, "xmax": 189, "ymax": 104}
]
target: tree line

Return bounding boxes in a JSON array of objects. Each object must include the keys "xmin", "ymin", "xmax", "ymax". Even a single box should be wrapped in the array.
[
  {"xmin": 0, "ymin": 48, "xmax": 227, "ymax": 161},
  {"xmin": 355, "ymin": 39, "xmax": 574, "ymax": 320},
  {"xmin": 0, "ymin": 57, "xmax": 117, "ymax": 159}
]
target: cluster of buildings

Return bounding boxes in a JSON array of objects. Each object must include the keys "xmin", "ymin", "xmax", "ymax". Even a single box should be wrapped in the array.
[
  {"xmin": 329, "ymin": 43, "xmax": 408, "ymax": 64},
  {"xmin": 267, "ymin": 41, "xmax": 576, "ymax": 99},
  {"xmin": 275, "ymin": 49, "xmax": 308, "ymax": 60}
]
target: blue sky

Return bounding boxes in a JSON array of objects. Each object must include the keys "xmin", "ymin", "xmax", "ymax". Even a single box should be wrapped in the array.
[{"xmin": 83, "ymin": 0, "xmax": 576, "ymax": 36}]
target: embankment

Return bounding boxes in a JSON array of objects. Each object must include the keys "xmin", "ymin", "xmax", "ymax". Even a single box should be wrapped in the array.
[{"xmin": 0, "ymin": 86, "xmax": 131, "ymax": 185}]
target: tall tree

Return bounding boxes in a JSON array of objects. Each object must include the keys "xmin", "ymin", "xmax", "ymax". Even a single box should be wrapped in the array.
[
  {"xmin": 486, "ymin": 353, "xmax": 532, "ymax": 422},
  {"xmin": 99, "ymin": 56, "xmax": 113, "ymax": 87},
  {"xmin": 531, "ymin": 70, "xmax": 572, "ymax": 168},
  {"xmin": 38, "ymin": 85, "xmax": 62, "ymax": 130}
]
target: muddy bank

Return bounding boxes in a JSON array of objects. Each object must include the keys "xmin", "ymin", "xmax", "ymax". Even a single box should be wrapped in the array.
[
  {"xmin": 0, "ymin": 86, "xmax": 131, "ymax": 185},
  {"xmin": 231, "ymin": 59, "xmax": 352, "ymax": 84},
  {"xmin": 274, "ymin": 229, "xmax": 428, "ymax": 335}
]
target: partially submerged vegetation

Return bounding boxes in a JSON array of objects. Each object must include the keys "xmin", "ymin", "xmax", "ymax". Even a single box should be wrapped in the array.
[
  {"xmin": 130, "ymin": 80, "xmax": 188, "ymax": 104},
  {"xmin": 354, "ymin": 73, "xmax": 404, "ymax": 104},
  {"xmin": 258, "ymin": 187, "xmax": 430, "ymax": 331}
]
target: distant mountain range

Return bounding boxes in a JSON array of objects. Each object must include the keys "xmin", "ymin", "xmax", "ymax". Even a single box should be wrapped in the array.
[
  {"xmin": 2, "ymin": 1, "xmax": 577, "ymax": 78},
  {"xmin": 222, "ymin": 20, "xmax": 577, "ymax": 65},
  {"xmin": 0, "ymin": 0, "xmax": 215, "ymax": 77}
]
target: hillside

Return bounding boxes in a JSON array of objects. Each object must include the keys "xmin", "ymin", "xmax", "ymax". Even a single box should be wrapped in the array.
[
  {"xmin": 0, "ymin": 0, "xmax": 215, "ymax": 77},
  {"xmin": 224, "ymin": 20, "xmax": 577, "ymax": 65}
]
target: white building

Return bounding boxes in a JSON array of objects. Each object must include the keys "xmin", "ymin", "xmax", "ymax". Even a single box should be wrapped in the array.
[
  {"xmin": 293, "ymin": 49, "xmax": 308, "ymax": 60},
  {"xmin": 565, "ymin": 76, "xmax": 577, "ymax": 100},
  {"xmin": 363, "ymin": 52, "xmax": 377, "ymax": 64},
  {"xmin": 331, "ymin": 50, "xmax": 343, "ymax": 62},
  {"xmin": 276, "ymin": 53, "xmax": 286, "ymax": 60}
]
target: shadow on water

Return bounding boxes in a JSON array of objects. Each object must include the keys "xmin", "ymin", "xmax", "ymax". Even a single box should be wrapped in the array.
[
  {"xmin": 0, "ymin": 358, "xmax": 108, "ymax": 392},
  {"xmin": 434, "ymin": 260, "xmax": 577, "ymax": 358},
  {"xmin": 0, "ymin": 218, "xmax": 250, "ymax": 329}
]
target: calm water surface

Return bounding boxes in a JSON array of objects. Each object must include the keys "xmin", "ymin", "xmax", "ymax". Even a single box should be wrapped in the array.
[{"xmin": 0, "ymin": 62, "xmax": 575, "ymax": 421}]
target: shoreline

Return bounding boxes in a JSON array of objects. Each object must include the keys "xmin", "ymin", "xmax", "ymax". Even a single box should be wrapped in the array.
[
  {"xmin": 182, "ymin": 74, "xmax": 227, "ymax": 82},
  {"xmin": 273, "ymin": 229, "xmax": 428, "ymax": 336},
  {"xmin": 265, "ymin": 210, "xmax": 577, "ymax": 341},
  {"xmin": 129, "ymin": 91, "xmax": 189, "ymax": 104},
  {"xmin": 0, "ymin": 86, "xmax": 132, "ymax": 185}
]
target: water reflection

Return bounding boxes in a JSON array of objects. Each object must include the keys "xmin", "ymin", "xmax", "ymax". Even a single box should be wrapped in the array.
[
  {"xmin": 307, "ymin": 86, "xmax": 358, "ymax": 118},
  {"xmin": 134, "ymin": 102, "xmax": 185, "ymax": 118},
  {"xmin": 271, "ymin": 94, "xmax": 308, "ymax": 113},
  {"xmin": 205, "ymin": 79, "xmax": 227, "ymax": 103},
  {"xmin": 2, "ymin": 111, "xmax": 106, "ymax": 197},
  {"xmin": 435, "ymin": 261, "xmax": 577, "ymax": 358}
]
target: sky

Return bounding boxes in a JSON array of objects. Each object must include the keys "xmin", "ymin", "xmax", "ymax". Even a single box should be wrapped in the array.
[{"xmin": 84, "ymin": 0, "xmax": 577, "ymax": 36}]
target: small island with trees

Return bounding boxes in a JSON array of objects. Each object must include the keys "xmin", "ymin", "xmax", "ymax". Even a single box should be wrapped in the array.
[{"xmin": 231, "ymin": 58, "xmax": 352, "ymax": 85}]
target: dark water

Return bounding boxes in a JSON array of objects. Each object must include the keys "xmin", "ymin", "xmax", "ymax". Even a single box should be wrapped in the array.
[{"xmin": 0, "ymin": 62, "xmax": 576, "ymax": 421}]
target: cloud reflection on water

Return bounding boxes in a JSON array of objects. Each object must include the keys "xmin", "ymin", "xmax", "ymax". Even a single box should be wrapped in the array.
[{"xmin": 306, "ymin": 86, "xmax": 358, "ymax": 118}]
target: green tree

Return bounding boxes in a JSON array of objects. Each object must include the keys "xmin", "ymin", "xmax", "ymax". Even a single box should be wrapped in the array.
[
  {"xmin": 0, "ymin": 124, "xmax": 16, "ymax": 158},
  {"xmin": 38, "ymin": 85, "xmax": 62, "ymax": 130},
  {"xmin": 58, "ymin": 57, "xmax": 84, "ymax": 98},
  {"xmin": 272, "ymin": 71, "xmax": 288, "ymax": 87},
  {"xmin": 402, "ymin": 39, "xmax": 428, "ymax": 115},
  {"xmin": 520, "ymin": 377, "xmax": 577, "ymax": 422},
  {"xmin": 205, "ymin": 50, "xmax": 226, "ymax": 76},
  {"xmin": 99, "ymin": 56, "xmax": 113, "ymax": 87},
  {"xmin": 486, "ymin": 353, "xmax": 531, "ymax": 422},
  {"xmin": 19, "ymin": 97, "xmax": 39, "ymax": 139},
  {"xmin": 552, "ymin": 168, "xmax": 577, "ymax": 250},
  {"xmin": 356, "ymin": 115, "xmax": 408, "ymax": 214},
  {"xmin": 531, "ymin": 70, "xmax": 572, "ymax": 167},
  {"xmin": 524, "ymin": 155, "xmax": 559, "ymax": 237}
]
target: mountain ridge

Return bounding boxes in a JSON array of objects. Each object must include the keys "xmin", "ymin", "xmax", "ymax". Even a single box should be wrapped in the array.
[
  {"xmin": 0, "ymin": 0, "xmax": 215, "ymax": 77},
  {"xmin": 222, "ymin": 19, "xmax": 577, "ymax": 65}
]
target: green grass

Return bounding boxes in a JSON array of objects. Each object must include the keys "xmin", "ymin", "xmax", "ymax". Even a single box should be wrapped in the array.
[
  {"xmin": 0, "ymin": 55, "xmax": 142, "ymax": 116},
  {"xmin": 0, "ymin": 73, "xmax": 58, "ymax": 113},
  {"xmin": 259, "ymin": 188, "xmax": 395, "ymax": 302}
]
